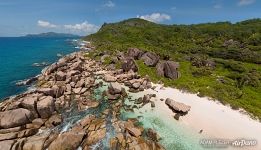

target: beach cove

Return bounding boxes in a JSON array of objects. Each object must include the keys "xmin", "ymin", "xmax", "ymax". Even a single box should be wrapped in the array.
[{"xmin": 0, "ymin": 44, "xmax": 260, "ymax": 150}]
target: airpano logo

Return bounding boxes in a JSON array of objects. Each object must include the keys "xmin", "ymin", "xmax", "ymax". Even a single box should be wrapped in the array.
[
  {"xmin": 231, "ymin": 139, "xmax": 257, "ymax": 147},
  {"xmin": 199, "ymin": 138, "xmax": 257, "ymax": 148}
]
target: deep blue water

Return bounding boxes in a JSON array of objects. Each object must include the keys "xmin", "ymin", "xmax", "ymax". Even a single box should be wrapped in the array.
[{"xmin": 0, "ymin": 37, "xmax": 79, "ymax": 100}]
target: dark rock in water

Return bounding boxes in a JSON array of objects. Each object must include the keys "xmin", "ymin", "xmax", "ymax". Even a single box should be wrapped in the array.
[
  {"xmin": 126, "ymin": 48, "xmax": 144, "ymax": 59},
  {"xmin": 142, "ymin": 94, "xmax": 151, "ymax": 104},
  {"xmin": 121, "ymin": 58, "xmax": 138, "ymax": 72},
  {"xmin": 147, "ymin": 128, "xmax": 161, "ymax": 142},
  {"xmin": 140, "ymin": 52, "xmax": 160, "ymax": 67},
  {"xmin": 16, "ymin": 76, "xmax": 39, "ymax": 86},
  {"xmin": 150, "ymin": 94, "xmax": 156, "ymax": 97},
  {"xmin": 199, "ymin": 129, "xmax": 203, "ymax": 134},
  {"xmin": 174, "ymin": 113, "xmax": 181, "ymax": 120},
  {"xmin": 151, "ymin": 101, "xmax": 155, "ymax": 108},
  {"xmin": 165, "ymin": 98, "xmax": 191, "ymax": 114},
  {"xmin": 0, "ymin": 108, "xmax": 34, "ymax": 129},
  {"xmin": 156, "ymin": 61, "xmax": 180, "ymax": 79},
  {"xmin": 135, "ymin": 97, "xmax": 143, "ymax": 104},
  {"xmin": 160, "ymin": 98, "xmax": 164, "ymax": 101}
]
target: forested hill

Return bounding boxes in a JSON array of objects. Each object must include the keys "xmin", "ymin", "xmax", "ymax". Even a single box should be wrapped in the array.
[
  {"xmin": 84, "ymin": 18, "xmax": 261, "ymax": 120},
  {"xmin": 85, "ymin": 18, "xmax": 261, "ymax": 64}
]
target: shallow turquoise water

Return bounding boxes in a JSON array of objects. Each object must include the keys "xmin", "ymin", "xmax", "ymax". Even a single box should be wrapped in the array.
[{"xmin": 0, "ymin": 37, "xmax": 78, "ymax": 99}]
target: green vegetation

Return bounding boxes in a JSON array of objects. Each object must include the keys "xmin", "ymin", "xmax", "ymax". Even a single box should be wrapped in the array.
[{"xmin": 84, "ymin": 18, "xmax": 261, "ymax": 120}]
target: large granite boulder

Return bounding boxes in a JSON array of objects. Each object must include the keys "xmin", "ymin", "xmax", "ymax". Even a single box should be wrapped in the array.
[
  {"xmin": 84, "ymin": 128, "xmax": 106, "ymax": 146},
  {"xmin": 126, "ymin": 48, "xmax": 144, "ymax": 59},
  {"xmin": 165, "ymin": 98, "xmax": 191, "ymax": 114},
  {"xmin": 140, "ymin": 52, "xmax": 159, "ymax": 67},
  {"xmin": 121, "ymin": 58, "xmax": 138, "ymax": 72},
  {"xmin": 156, "ymin": 61, "xmax": 180, "ymax": 79},
  {"xmin": 0, "ymin": 140, "xmax": 15, "ymax": 150},
  {"xmin": 37, "ymin": 96, "xmax": 55, "ymax": 119},
  {"xmin": 0, "ymin": 108, "xmax": 34, "ymax": 129},
  {"xmin": 104, "ymin": 74, "xmax": 117, "ymax": 82},
  {"xmin": 37, "ymin": 88, "xmax": 55, "ymax": 97},
  {"xmin": 108, "ymin": 83, "xmax": 122, "ymax": 95},
  {"xmin": 48, "ymin": 130, "xmax": 85, "ymax": 150},
  {"xmin": 55, "ymin": 71, "xmax": 66, "ymax": 81},
  {"xmin": 23, "ymin": 134, "xmax": 49, "ymax": 150}
]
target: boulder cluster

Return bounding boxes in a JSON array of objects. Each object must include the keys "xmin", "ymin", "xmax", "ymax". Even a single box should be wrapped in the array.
[
  {"xmin": 0, "ymin": 51, "xmax": 165, "ymax": 150},
  {"xmin": 123, "ymin": 48, "xmax": 181, "ymax": 79}
]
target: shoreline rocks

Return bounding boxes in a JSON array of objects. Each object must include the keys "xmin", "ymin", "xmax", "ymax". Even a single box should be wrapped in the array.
[{"xmin": 0, "ymin": 50, "xmax": 166, "ymax": 150}]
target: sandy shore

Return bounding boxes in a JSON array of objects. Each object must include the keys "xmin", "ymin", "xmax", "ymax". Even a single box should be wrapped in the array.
[{"xmin": 125, "ymin": 83, "xmax": 261, "ymax": 150}]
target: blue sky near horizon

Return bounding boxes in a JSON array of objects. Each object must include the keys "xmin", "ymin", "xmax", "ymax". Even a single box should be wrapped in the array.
[{"xmin": 0, "ymin": 0, "xmax": 260, "ymax": 36}]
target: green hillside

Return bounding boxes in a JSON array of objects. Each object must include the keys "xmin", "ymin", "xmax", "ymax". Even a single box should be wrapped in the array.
[{"xmin": 84, "ymin": 18, "xmax": 261, "ymax": 120}]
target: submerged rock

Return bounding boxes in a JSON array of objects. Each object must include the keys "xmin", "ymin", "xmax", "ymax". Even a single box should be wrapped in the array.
[{"xmin": 147, "ymin": 128, "xmax": 161, "ymax": 142}]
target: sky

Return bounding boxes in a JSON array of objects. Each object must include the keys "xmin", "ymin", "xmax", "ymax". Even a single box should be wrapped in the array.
[{"xmin": 0, "ymin": 0, "xmax": 260, "ymax": 36}]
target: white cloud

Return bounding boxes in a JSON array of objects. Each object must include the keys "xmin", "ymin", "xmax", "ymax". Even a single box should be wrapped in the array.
[
  {"xmin": 214, "ymin": 4, "xmax": 222, "ymax": 9},
  {"xmin": 64, "ymin": 21, "xmax": 100, "ymax": 34},
  {"xmin": 238, "ymin": 0, "xmax": 255, "ymax": 6},
  {"xmin": 37, "ymin": 20, "xmax": 57, "ymax": 28},
  {"xmin": 103, "ymin": 1, "xmax": 115, "ymax": 8},
  {"xmin": 137, "ymin": 13, "xmax": 171, "ymax": 23}
]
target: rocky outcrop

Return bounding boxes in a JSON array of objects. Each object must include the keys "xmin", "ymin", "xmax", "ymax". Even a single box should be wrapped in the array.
[
  {"xmin": 16, "ymin": 76, "xmax": 39, "ymax": 86},
  {"xmin": 121, "ymin": 58, "xmax": 138, "ymax": 72},
  {"xmin": 48, "ymin": 130, "xmax": 85, "ymax": 150},
  {"xmin": 156, "ymin": 61, "xmax": 180, "ymax": 79},
  {"xmin": 0, "ymin": 50, "xmax": 169, "ymax": 150},
  {"xmin": 141, "ymin": 52, "xmax": 160, "ymax": 67},
  {"xmin": 126, "ymin": 48, "xmax": 144, "ymax": 59},
  {"xmin": 0, "ymin": 108, "xmax": 34, "ymax": 129},
  {"xmin": 55, "ymin": 71, "xmax": 66, "ymax": 81},
  {"xmin": 0, "ymin": 140, "xmax": 15, "ymax": 150},
  {"xmin": 37, "ymin": 96, "xmax": 55, "ymax": 119},
  {"xmin": 104, "ymin": 74, "xmax": 117, "ymax": 82},
  {"xmin": 165, "ymin": 98, "xmax": 191, "ymax": 114}
]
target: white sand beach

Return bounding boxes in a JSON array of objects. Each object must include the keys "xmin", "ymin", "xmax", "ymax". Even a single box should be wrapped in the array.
[{"xmin": 124, "ymin": 83, "xmax": 261, "ymax": 150}]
